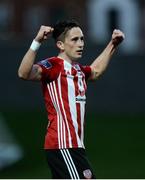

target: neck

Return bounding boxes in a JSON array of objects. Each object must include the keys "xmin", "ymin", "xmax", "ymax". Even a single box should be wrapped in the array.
[{"xmin": 57, "ymin": 52, "xmax": 73, "ymax": 64}]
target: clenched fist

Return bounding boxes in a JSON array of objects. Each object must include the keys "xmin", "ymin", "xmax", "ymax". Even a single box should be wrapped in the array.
[
  {"xmin": 35, "ymin": 25, "xmax": 54, "ymax": 43},
  {"xmin": 111, "ymin": 29, "xmax": 125, "ymax": 46}
]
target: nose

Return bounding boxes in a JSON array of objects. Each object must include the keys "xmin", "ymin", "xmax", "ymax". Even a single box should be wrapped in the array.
[{"xmin": 78, "ymin": 39, "xmax": 84, "ymax": 47}]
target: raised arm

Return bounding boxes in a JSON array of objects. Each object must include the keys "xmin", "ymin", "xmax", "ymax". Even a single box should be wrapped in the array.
[
  {"xmin": 89, "ymin": 29, "xmax": 125, "ymax": 80},
  {"xmin": 18, "ymin": 26, "xmax": 54, "ymax": 81}
]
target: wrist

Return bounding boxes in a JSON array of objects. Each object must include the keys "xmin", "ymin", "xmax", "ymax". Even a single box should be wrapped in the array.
[{"xmin": 30, "ymin": 39, "xmax": 41, "ymax": 51}]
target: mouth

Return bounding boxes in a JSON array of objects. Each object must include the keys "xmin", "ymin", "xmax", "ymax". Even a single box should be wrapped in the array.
[{"xmin": 76, "ymin": 50, "xmax": 83, "ymax": 54}]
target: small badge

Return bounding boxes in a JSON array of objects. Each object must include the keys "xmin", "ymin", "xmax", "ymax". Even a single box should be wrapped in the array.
[
  {"xmin": 83, "ymin": 169, "xmax": 92, "ymax": 179},
  {"xmin": 39, "ymin": 59, "xmax": 52, "ymax": 69}
]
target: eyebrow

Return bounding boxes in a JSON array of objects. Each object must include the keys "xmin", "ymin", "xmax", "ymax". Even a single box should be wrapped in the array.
[{"xmin": 71, "ymin": 35, "xmax": 84, "ymax": 40}]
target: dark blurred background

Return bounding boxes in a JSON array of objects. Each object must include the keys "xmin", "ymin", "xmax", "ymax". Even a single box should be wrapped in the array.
[{"xmin": 0, "ymin": 0, "xmax": 145, "ymax": 178}]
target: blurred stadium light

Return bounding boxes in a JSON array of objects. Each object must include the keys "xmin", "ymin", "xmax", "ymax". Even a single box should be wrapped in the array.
[
  {"xmin": 0, "ymin": 113, "xmax": 23, "ymax": 170},
  {"xmin": 87, "ymin": 0, "xmax": 140, "ymax": 54}
]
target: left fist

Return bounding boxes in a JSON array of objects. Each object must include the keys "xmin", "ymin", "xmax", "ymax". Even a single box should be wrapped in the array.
[{"xmin": 112, "ymin": 29, "xmax": 125, "ymax": 46}]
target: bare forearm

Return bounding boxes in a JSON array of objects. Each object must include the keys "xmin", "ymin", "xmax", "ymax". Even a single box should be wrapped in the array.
[
  {"xmin": 90, "ymin": 41, "xmax": 115, "ymax": 78},
  {"xmin": 90, "ymin": 29, "xmax": 125, "ymax": 80},
  {"xmin": 18, "ymin": 25, "xmax": 54, "ymax": 81},
  {"xmin": 18, "ymin": 49, "xmax": 37, "ymax": 79}
]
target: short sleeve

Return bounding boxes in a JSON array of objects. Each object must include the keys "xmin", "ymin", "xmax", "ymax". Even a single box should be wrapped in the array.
[
  {"xmin": 80, "ymin": 65, "xmax": 92, "ymax": 80},
  {"xmin": 36, "ymin": 58, "xmax": 62, "ymax": 82}
]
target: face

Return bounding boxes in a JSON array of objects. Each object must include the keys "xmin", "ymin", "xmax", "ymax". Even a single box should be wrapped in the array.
[{"xmin": 59, "ymin": 27, "xmax": 84, "ymax": 61}]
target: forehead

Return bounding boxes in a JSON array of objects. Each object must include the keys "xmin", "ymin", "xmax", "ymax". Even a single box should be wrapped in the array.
[{"xmin": 66, "ymin": 27, "xmax": 84, "ymax": 38}]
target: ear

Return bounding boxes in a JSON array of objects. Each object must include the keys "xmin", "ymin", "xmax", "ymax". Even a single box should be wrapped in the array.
[{"xmin": 56, "ymin": 41, "xmax": 65, "ymax": 51}]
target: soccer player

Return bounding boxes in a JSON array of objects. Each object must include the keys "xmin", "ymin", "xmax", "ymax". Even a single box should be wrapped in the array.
[{"xmin": 18, "ymin": 20, "xmax": 125, "ymax": 179}]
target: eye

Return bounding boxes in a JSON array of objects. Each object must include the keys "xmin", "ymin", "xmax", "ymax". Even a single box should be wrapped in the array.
[
  {"xmin": 72, "ymin": 37, "xmax": 79, "ymax": 41},
  {"xmin": 80, "ymin": 36, "xmax": 84, "ymax": 41},
  {"xmin": 71, "ymin": 36, "xmax": 84, "ymax": 42}
]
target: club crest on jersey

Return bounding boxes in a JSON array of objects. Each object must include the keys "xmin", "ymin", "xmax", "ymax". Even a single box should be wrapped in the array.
[
  {"xmin": 39, "ymin": 59, "xmax": 52, "ymax": 69},
  {"xmin": 83, "ymin": 169, "xmax": 92, "ymax": 179},
  {"xmin": 74, "ymin": 64, "xmax": 81, "ymax": 71}
]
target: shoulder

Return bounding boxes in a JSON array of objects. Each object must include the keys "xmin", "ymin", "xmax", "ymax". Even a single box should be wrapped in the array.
[
  {"xmin": 37, "ymin": 57, "xmax": 63, "ymax": 68},
  {"xmin": 37, "ymin": 57, "xmax": 63, "ymax": 82}
]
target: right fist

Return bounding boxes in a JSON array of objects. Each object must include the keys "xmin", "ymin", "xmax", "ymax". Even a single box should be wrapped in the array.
[{"xmin": 35, "ymin": 25, "xmax": 54, "ymax": 43}]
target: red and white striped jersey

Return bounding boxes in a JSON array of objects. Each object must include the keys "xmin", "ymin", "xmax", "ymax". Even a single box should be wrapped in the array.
[{"xmin": 37, "ymin": 57, "xmax": 91, "ymax": 149}]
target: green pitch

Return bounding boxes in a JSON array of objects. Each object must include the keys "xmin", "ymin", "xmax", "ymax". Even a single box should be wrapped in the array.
[{"xmin": 0, "ymin": 110, "xmax": 144, "ymax": 178}]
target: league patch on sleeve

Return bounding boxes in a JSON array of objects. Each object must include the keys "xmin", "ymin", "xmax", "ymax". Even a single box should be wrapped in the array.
[{"xmin": 38, "ymin": 59, "xmax": 52, "ymax": 69}]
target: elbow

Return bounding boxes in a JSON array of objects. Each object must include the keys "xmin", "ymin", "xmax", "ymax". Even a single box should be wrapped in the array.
[
  {"xmin": 18, "ymin": 69, "xmax": 29, "ymax": 80},
  {"xmin": 90, "ymin": 65, "xmax": 103, "ymax": 80}
]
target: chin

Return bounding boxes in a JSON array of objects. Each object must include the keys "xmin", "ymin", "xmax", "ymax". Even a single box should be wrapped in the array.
[
  {"xmin": 73, "ymin": 57, "xmax": 81, "ymax": 61},
  {"xmin": 76, "ymin": 54, "xmax": 82, "ymax": 59},
  {"xmin": 71, "ymin": 54, "xmax": 82, "ymax": 61}
]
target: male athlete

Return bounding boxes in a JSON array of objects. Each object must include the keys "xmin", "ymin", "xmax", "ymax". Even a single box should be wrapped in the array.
[{"xmin": 18, "ymin": 20, "xmax": 125, "ymax": 179}]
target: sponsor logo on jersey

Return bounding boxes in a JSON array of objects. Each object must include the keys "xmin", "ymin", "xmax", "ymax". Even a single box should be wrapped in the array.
[
  {"xmin": 83, "ymin": 169, "xmax": 92, "ymax": 179},
  {"xmin": 76, "ymin": 95, "xmax": 86, "ymax": 103},
  {"xmin": 39, "ymin": 59, "xmax": 52, "ymax": 69}
]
